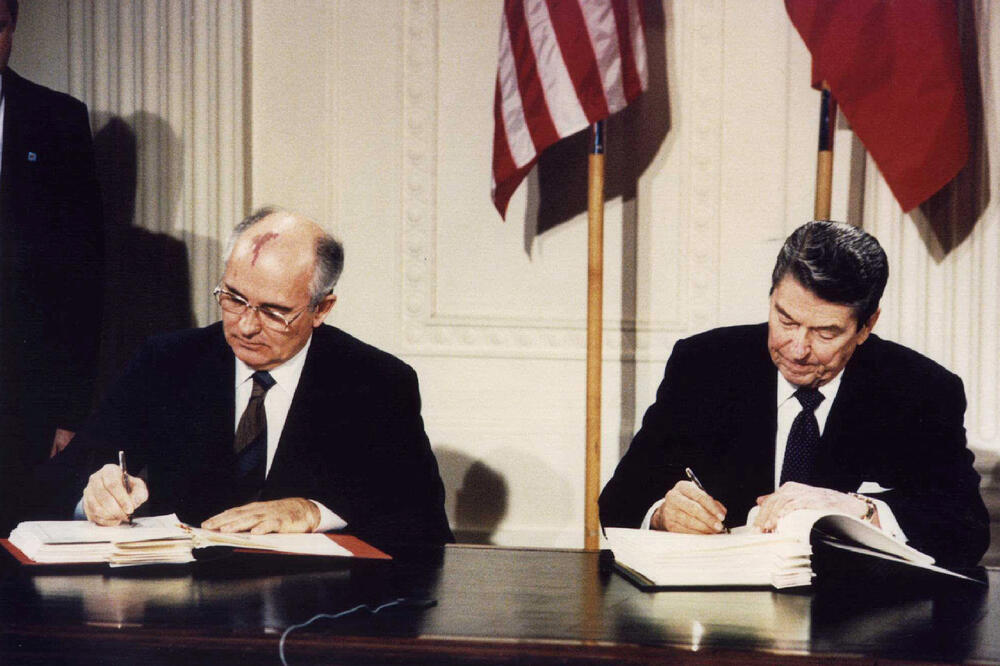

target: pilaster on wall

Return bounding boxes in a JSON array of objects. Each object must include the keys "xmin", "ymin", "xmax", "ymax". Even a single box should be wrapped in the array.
[{"xmin": 67, "ymin": 1, "xmax": 246, "ymax": 326}]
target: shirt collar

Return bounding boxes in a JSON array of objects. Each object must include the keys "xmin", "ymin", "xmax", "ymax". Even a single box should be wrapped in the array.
[
  {"xmin": 776, "ymin": 368, "xmax": 843, "ymax": 407},
  {"xmin": 235, "ymin": 334, "xmax": 313, "ymax": 393}
]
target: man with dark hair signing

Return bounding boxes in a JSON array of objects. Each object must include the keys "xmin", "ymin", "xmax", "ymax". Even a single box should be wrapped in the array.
[
  {"xmin": 40, "ymin": 207, "xmax": 453, "ymax": 551},
  {"xmin": 599, "ymin": 221, "xmax": 989, "ymax": 568}
]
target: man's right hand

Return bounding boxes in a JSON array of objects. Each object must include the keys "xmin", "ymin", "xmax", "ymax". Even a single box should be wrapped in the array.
[
  {"xmin": 82, "ymin": 464, "xmax": 149, "ymax": 526},
  {"xmin": 650, "ymin": 479, "xmax": 728, "ymax": 533}
]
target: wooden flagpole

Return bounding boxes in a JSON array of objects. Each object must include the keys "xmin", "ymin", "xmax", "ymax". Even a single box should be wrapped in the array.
[
  {"xmin": 814, "ymin": 82, "xmax": 837, "ymax": 220},
  {"xmin": 585, "ymin": 121, "xmax": 605, "ymax": 552}
]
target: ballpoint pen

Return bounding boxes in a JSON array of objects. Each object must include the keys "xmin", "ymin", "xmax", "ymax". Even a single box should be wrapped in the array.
[
  {"xmin": 685, "ymin": 467, "xmax": 730, "ymax": 533},
  {"xmin": 118, "ymin": 450, "xmax": 136, "ymax": 526}
]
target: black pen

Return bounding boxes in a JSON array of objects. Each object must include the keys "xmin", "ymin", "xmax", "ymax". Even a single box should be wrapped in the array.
[
  {"xmin": 118, "ymin": 450, "xmax": 136, "ymax": 526},
  {"xmin": 684, "ymin": 467, "xmax": 730, "ymax": 533}
]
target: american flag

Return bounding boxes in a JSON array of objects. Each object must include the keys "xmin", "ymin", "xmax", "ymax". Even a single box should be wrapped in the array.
[{"xmin": 492, "ymin": 0, "xmax": 649, "ymax": 218}]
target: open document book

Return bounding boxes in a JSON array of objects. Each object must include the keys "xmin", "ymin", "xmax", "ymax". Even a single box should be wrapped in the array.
[
  {"xmin": 7, "ymin": 514, "xmax": 356, "ymax": 567},
  {"xmin": 605, "ymin": 508, "xmax": 980, "ymax": 590}
]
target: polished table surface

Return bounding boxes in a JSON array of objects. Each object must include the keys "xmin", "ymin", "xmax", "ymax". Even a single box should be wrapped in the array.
[{"xmin": 1, "ymin": 544, "xmax": 997, "ymax": 665}]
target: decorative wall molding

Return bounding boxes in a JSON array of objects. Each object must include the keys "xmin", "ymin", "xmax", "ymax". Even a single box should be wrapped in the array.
[
  {"xmin": 682, "ymin": 0, "xmax": 723, "ymax": 334},
  {"xmin": 400, "ymin": 0, "xmax": 722, "ymax": 363}
]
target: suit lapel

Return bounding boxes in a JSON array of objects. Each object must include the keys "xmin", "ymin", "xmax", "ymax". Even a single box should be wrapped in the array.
[
  {"xmin": 204, "ymin": 330, "xmax": 237, "ymax": 450},
  {"xmin": 1, "ymin": 71, "xmax": 30, "ymax": 181},
  {"xmin": 266, "ymin": 327, "xmax": 349, "ymax": 487},
  {"xmin": 712, "ymin": 325, "xmax": 779, "ymax": 520},
  {"xmin": 813, "ymin": 336, "xmax": 879, "ymax": 491},
  {"xmin": 0, "ymin": 70, "xmax": 19, "ymax": 213},
  {"xmin": 179, "ymin": 327, "xmax": 236, "ymax": 474},
  {"xmin": 738, "ymin": 328, "xmax": 780, "ymax": 503}
]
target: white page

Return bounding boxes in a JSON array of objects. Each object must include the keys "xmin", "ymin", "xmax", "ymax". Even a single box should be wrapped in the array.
[
  {"xmin": 12, "ymin": 514, "xmax": 188, "ymax": 545},
  {"xmin": 187, "ymin": 528, "xmax": 352, "ymax": 557}
]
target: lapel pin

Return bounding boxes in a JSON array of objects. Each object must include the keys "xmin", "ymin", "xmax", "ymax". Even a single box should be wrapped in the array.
[{"xmin": 27, "ymin": 152, "xmax": 37, "ymax": 162}]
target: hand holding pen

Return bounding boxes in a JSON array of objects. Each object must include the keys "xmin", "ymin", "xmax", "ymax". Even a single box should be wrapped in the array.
[
  {"xmin": 119, "ymin": 451, "xmax": 136, "ymax": 525},
  {"xmin": 684, "ymin": 468, "xmax": 730, "ymax": 533},
  {"xmin": 649, "ymin": 466, "xmax": 729, "ymax": 534},
  {"xmin": 80, "ymin": 451, "xmax": 149, "ymax": 527}
]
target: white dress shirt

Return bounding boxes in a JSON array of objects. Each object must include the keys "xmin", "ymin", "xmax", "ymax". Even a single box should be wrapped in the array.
[
  {"xmin": 1, "ymin": 73, "xmax": 6, "ymax": 177},
  {"xmin": 640, "ymin": 369, "xmax": 907, "ymax": 541},
  {"xmin": 773, "ymin": 370, "xmax": 904, "ymax": 540},
  {"xmin": 234, "ymin": 335, "xmax": 346, "ymax": 532}
]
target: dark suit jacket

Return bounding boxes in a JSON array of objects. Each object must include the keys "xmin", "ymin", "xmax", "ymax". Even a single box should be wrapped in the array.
[
  {"xmin": 599, "ymin": 324, "xmax": 990, "ymax": 568},
  {"xmin": 0, "ymin": 69, "xmax": 103, "ymax": 532},
  {"xmin": 36, "ymin": 323, "xmax": 454, "ymax": 552}
]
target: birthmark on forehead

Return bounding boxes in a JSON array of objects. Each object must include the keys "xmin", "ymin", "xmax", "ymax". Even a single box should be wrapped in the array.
[{"xmin": 249, "ymin": 232, "xmax": 279, "ymax": 266}]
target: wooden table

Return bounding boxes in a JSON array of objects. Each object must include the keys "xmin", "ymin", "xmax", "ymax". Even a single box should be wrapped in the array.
[{"xmin": 1, "ymin": 544, "xmax": 997, "ymax": 664}]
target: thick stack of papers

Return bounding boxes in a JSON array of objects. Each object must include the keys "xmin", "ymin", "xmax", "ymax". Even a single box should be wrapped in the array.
[
  {"xmin": 8, "ymin": 514, "xmax": 352, "ymax": 566},
  {"xmin": 605, "ymin": 528, "xmax": 813, "ymax": 589},
  {"xmin": 10, "ymin": 515, "xmax": 194, "ymax": 566},
  {"xmin": 605, "ymin": 508, "xmax": 952, "ymax": 590}
]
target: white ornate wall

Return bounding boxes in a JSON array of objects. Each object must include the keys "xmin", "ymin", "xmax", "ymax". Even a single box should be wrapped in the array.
[{"xmin": 14, "ymin": 1, "xmax": 1000, "ymax": 546}]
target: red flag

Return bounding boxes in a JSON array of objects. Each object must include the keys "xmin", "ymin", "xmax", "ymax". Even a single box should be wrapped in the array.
[
  {"xmin": 785, "ymin": 0, "xmax": 968, "ymax": 212},
  {"xmin": 492, "ymin": 0, "xmax": 648, "ymax": 218}
]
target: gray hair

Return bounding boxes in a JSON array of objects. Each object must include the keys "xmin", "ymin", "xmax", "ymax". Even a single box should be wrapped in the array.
[
  {"xmin": 225, "ymin": 206, "xmax": 344, "ymax": 307},
  {"xmin": 771, "ymin": 221, "xmax": 888, "ymax": 327}
]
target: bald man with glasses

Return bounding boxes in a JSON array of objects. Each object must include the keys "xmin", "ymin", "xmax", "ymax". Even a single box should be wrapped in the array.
[{"xmin": 35, "ymin": 207, "xmax": 453, "ymax": 552}]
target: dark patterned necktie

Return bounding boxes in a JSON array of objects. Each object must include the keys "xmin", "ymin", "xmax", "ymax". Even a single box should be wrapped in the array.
[
  {"xmin": 780, "ymin": 387, "xmax": 824, "ymax": 485},
  {"xmin": 234, "ymin": 371, "xmax": 276, "ymax": 495}
]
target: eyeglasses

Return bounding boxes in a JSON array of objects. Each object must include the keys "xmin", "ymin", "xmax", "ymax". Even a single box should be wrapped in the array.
[{"xmin": 213, "ymin": 286, "xmax": 310, "ymax": 331}]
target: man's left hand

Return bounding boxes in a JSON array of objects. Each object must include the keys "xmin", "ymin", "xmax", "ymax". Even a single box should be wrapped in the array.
[
  {"xmin": 754, "ymin": 482, "xmax": 879, "ymax": 532},
  {"xmin": 201, "ymin": 498, "xmax": 321, "ymax": 534}
]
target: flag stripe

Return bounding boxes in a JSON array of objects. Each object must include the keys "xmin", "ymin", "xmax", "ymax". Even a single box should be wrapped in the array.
[
  {"xmin": 578, "ymin": 0, "xmax": 627, "ymax": 113},
  {"xmin": 506, "ymin": 0, "xmax": 562, "ymax": 153},
  {"xmin": 545, "ymin": 0, "xmax": 611, "ymax": 123},
  {"xmin": 492, "ymin": 76, "xmax": 520, "ymax": 187},
  {"xmin": 611, "ymin": 0, "xmax": 644, "ymax": 105},
  {"xmin": 628, "ymin": 0, "xmax": 649, "ymax": 92},
  {"xmin": 497, "ymin": 12, "xmax": 538, "ymax": 169},
  {"xmin": 524, "ymin": 0, "xmax": 591, "ymax": 138},
  {"xmin": 492, "ymin": 0, "xmax": 649, "ymax": 218}
]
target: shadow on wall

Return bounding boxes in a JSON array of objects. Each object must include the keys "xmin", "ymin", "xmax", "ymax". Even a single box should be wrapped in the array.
[
  {"xmin": 435, "ymin": 445, "xmax": 578, "ymax": 545},
  {"xmin": 91, "ymin": 112, "xmax": 194, "ymax": 399},
  {"xmin": 435, "ymin": 447, "xmax": 508, "ymax": 544}
]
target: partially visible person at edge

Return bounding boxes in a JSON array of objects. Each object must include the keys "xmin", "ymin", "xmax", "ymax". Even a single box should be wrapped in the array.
[{"xmin": 0, "ymin": 0, "xmax": 104, "ymax": 533}]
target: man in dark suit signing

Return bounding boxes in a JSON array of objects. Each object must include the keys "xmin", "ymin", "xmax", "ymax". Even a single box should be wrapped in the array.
[
  {"xmin": 599, "ymin": 221, "xmax": 989, "ymax": 568},
  {"xmin": 43, "ymin": 206, "xmax": 453, "ymax": 550},
  {"xmin": 0, "ymin": 0, "xmax": 104, "ymax": 532}
]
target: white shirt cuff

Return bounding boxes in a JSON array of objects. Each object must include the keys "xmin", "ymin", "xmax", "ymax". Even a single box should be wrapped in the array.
[
  {"xmin": 640, "ymin": 499, "xmax": 664, "ymax": 530},
  {"xmin": 865, "ymin": 496, "xmax": 907, "ymax": 543},
  {"xmin": 310, "ymin": 500, "xmax": 347, "ymax": 532},
  {"xmin": 74, "ymin": 496, "xmax": 86, "ymax": 520}
]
